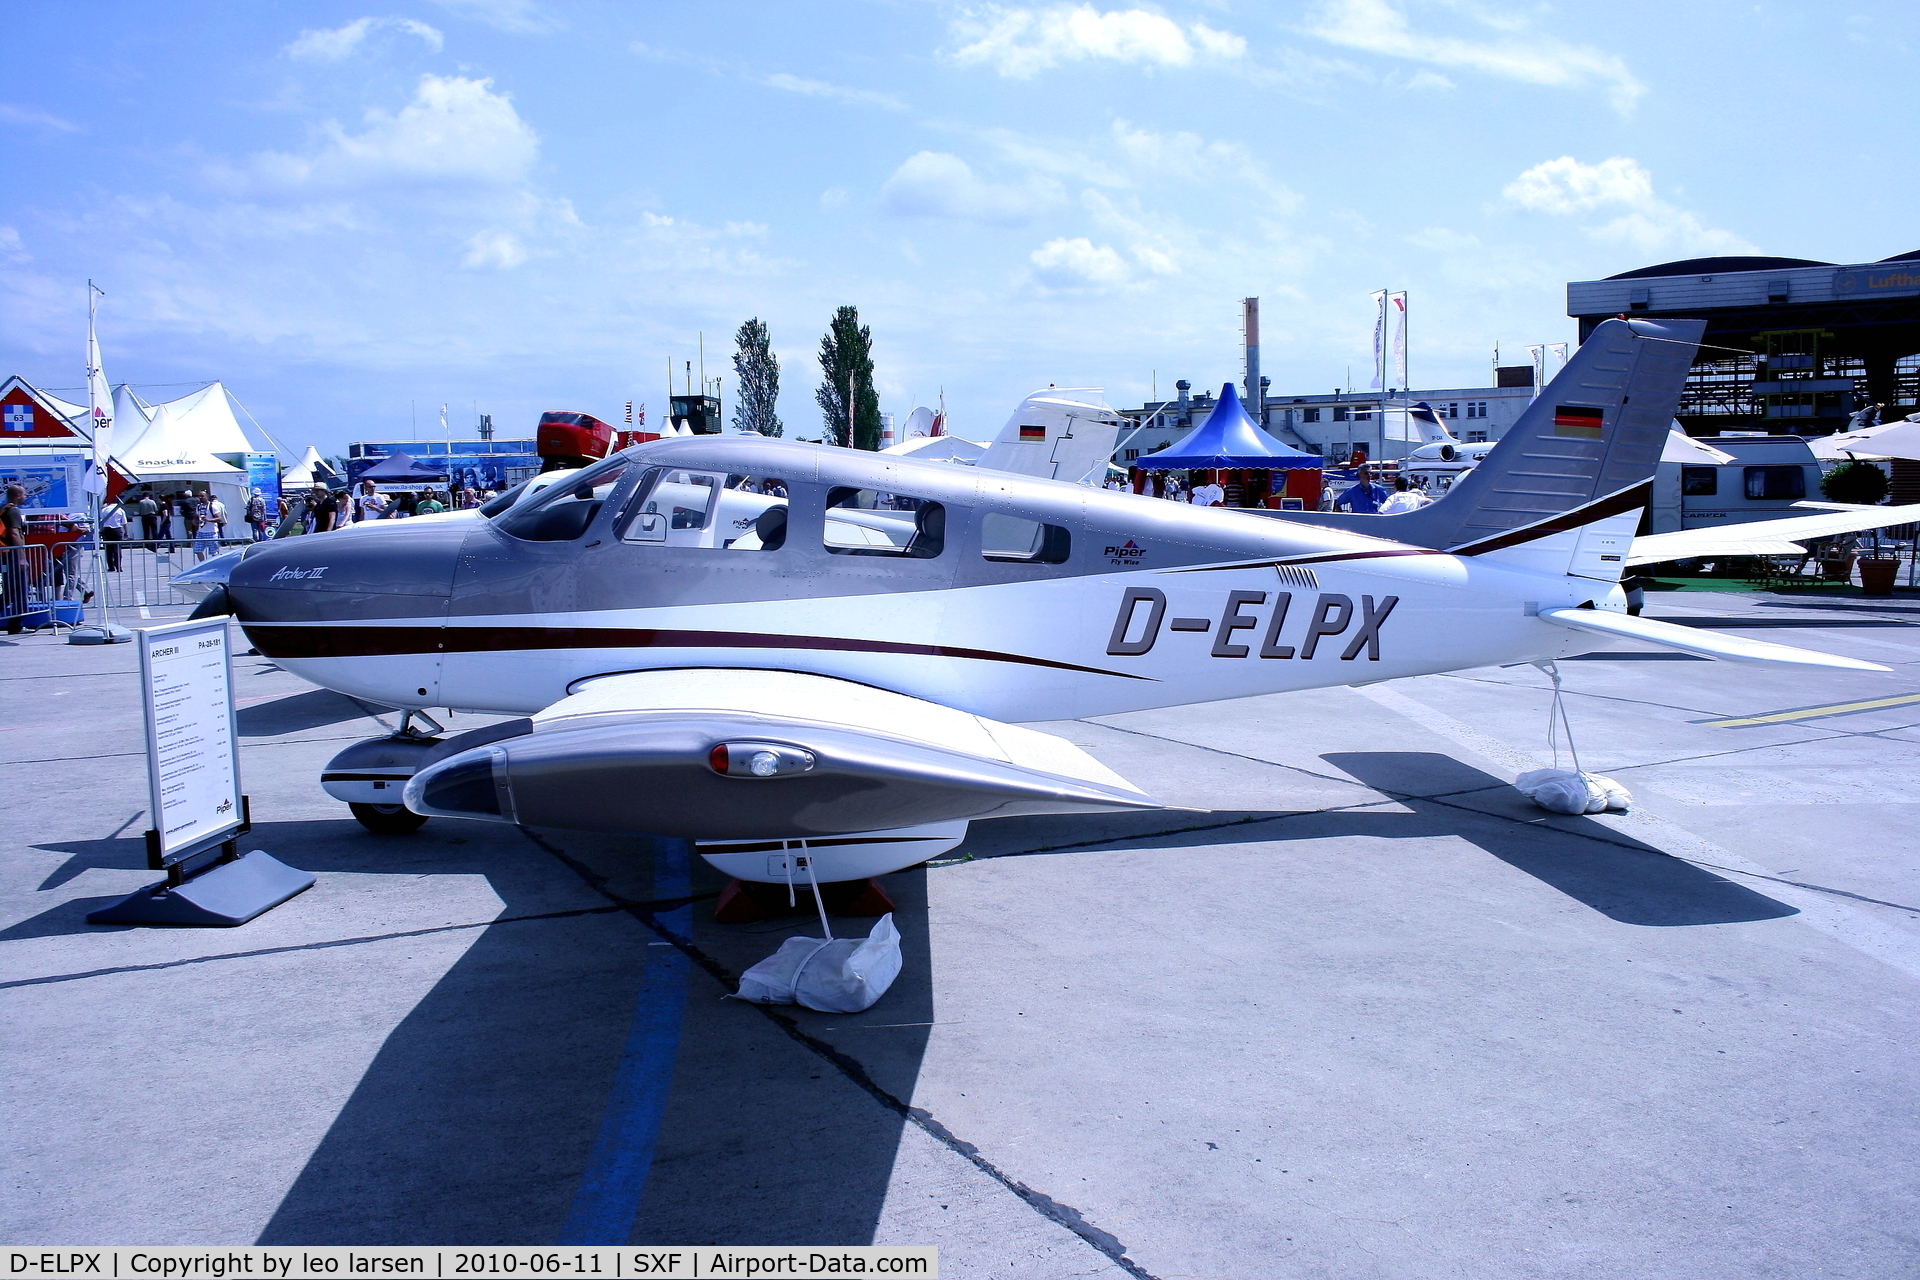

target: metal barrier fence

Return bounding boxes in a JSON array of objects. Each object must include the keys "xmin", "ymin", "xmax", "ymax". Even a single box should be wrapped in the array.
[
  {"xmin": 0, "ymin": 544, "xmax": 54, "ymax": 630},
  {"xmin": 95, "ymin": 536, "xmax": 256, "ymax": 612},
  {"xmin": 2, "ymin": 537, "xmax": 260, "ymax": 628}
]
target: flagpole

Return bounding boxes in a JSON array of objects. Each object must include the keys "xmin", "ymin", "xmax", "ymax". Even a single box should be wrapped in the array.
[{"xmin": 76, "ymin": 280, "xmax": 129, "ymax": 644}]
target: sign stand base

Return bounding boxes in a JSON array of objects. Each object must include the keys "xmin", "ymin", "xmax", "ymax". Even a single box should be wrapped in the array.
[
  {"xmin": 69, "ymin": 623, "xmax": 134, "ymax": 645},
  {"xmin": 88, "ymin": 839, "xmax": 314, "ymax": 927}
]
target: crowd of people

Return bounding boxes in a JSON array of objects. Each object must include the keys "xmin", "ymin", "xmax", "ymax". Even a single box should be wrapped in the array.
[
  {"xmin": 1118, "ymin": 466, "xmax": 1436, "ymax": 514},
  {"xmin": 89, "ymin": 478, "xmax": 498, "ymax": 556}
]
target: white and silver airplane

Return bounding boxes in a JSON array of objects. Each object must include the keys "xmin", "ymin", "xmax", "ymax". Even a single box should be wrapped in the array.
[{"xmin": 217, "ymin": 318, "xmax": 1886, "ymax": 890}]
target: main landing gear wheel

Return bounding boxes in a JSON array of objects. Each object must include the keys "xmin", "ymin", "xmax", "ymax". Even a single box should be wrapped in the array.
[{"xmin": 350, "ymin": 802, "xmax": 430, "ymax": 834}]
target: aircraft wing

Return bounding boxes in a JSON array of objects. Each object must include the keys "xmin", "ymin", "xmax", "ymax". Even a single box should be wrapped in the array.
[
  {"xmin": 405, "ymin": 668, "xmax": 1162, "ymax": 837},
  {"xmin": 1626, "ymin": 503, "xmax": 1920, "ymax": 566},
  {"xmin": 1540, "ymin": 608, "xmax": 1888, "ymax": 672}
]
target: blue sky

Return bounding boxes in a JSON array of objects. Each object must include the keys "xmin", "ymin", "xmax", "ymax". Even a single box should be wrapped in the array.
[{"xmin": 4, "ymin": 0, "xmax": 1915, "ymax": 456}]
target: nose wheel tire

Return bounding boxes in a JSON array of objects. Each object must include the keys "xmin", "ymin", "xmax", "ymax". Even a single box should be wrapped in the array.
[{"xmin": 350, "ymin": 802, "xmax": 429, "ymax": 834}]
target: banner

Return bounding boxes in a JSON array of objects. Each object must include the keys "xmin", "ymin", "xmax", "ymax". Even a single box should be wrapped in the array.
[
  {"xmin": 1527, "ymin": 345, "xmax": 1547, "ymax": 400},
  {"xmin": 244, "ymin": 452, "xmax": 280, "ymax": 500},
  {"xmin": 1369, "ymin": 290, "xmax": 1387, "ymax": 390},
  {"xmin": 0, "ymin": 457, "xmax": 87, "ymax": 517},
  {"xmin": 1389, "ymin": 292, "xmax": 1408, "ymax": 391}
]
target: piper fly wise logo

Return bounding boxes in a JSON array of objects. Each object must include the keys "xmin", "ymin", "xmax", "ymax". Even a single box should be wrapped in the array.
[{"xmin": 1105, "ymin": 539, "xmax": 1147, "ymax": 566}]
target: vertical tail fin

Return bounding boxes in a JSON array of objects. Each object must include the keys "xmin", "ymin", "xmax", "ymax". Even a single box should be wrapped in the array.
[
  {"xmin": 977, "ymin": 388, "xmax": 1121, "ymax": 486},
  {"xmin": 1407, "ymin": 401, "xmax": 1457, "ymax": 445},
  {"xmin": 1285, "ymin": 318, "xmax": 1704, "ymax": 559}
]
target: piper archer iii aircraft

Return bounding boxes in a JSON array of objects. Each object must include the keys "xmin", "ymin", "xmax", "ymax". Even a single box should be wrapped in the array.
[{"xmin": 216, "ymin": 318, "xmax": 1887, "ymax": 889}]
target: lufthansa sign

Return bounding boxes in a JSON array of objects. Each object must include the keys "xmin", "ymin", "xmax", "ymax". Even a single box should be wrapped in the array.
[{"xmin": 1832, "ymin": 265, "xmax": 1920, "ymax": 297}]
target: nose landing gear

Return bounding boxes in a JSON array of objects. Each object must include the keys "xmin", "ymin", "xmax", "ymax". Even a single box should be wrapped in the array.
[{"xmin": 323, "ymin": 710, "xmax": 445, "ymax": 834}]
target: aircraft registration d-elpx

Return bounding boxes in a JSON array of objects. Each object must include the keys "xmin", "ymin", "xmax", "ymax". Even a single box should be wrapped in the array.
[{"xmin": 221, "ymin": 318, "xmax": 1885, "ymax": 885}]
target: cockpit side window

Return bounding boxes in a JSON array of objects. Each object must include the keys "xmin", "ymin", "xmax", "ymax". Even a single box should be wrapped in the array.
[
  {"xmin": 618, "ymin": 468, "xmax": 785, "ymax": 549},
  {"xmin": 496, "ymin": 458, "xmax": 630, "ymax": 542}
]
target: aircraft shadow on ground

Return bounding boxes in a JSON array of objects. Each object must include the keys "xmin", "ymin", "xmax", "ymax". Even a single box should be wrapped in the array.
[
  {"xmin": 235, "ymin": 687, "xmax": 381, "ymax": 736},
  {"xmin": 19, "ymin": 819, "xmax": 929, "ymax": 1245},
  {"xmin": 245, "ymin": 831, "xmax": 929, "ymax": 1246},
  {"xmin": 970, "ymin": 752, "xmax": 1796, "ymax": 928}
]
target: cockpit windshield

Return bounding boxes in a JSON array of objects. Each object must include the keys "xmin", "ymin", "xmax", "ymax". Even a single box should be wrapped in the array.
[{"xmin": 495, "ymin": 458, "xmax": 632, "ymax": 542}]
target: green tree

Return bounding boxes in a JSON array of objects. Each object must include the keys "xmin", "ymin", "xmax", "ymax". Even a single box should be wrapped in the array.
[
  {"xmin": 1821, "ymin": 460, "xmax": 1889, "ymax": 505},
  {"xmin": 731, "ymin": 317, "xmax": 782, "ymax": 436},
  {"xmin": 815, "ymin": 305, "xmax": 882, "ymax": 450}
]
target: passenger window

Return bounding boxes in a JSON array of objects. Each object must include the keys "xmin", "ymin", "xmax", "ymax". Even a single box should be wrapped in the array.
[
  {"xmin": 981, "ymin": 512, "xmax": 1071, "ymax": 564},
  {"xmin": 1744, "ymin": 466, "xmax": 1805, "ymax": 500},
  {"xmin": 1680, "ymin": 466, "xmax": 1718, "ymax": 497},
  {"xmin": 497, "ymin": 459, "xmax": 629, "ymax": 542},
  {"xmin": 824, "ymin": 488, "xmax": 944, "ymax": 558},
  {"xmin": 718, "ymin": 475, "xmax": 791, "ymax": 551}
]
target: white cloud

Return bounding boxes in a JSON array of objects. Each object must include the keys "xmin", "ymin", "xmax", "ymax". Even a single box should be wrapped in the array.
[
  {"xmin": 882, "ymin": 152, "xmax": 1063, "ymax": 225},
  {"xmin": 952, "ymin": 5, "xmax": 1247, "ymax": 78},
  {"xmin": 1030, "ymin": 236, "xmax": 1131, "ymax": 288},
  {"xmin": 286, "ymin": 17, "xmax": 444, "ymax": 62},
  {"xmin": 253, "ymin": 75, "xmax": 539, "ymax": 186},
  {"xmin": 0, "ymin": 103, "xmax": 81, "ymax": 133},
  {"xmin": 1108, "ymin": 120, "xmax": 1298, "ymax": 207},
  {"xmin": 0, "ymin": 226, "xmax": 28, "ymax": 264},
  {"xmin": 1402, "ymin": 69, "xmax": 1453, "ymax": 92},
  {"xmin": 432, "ymin": 0, "xmax": 559, "ymax": 34},
  {"xmin": 1307, "ymin": 0, "xmax": 1644, "ymax": 113},
  {"xmin": 1503, "ymin": 155, "xmax": 1652, "ymax": 213},
  {"xmin": 761, "ymin": 73, "xmax": 906, "ymax": 112},
  {"xmin": 462, "ymin": 228, "xmax": 527, "ymax": 268},
  {"xmin": 1503, "ymin": 156, "xmax": 1756, "ymax": 256}
]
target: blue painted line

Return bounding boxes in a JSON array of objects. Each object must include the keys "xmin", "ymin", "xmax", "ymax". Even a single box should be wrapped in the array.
[{"xmin": 556, "ymin": 837, "xmax": 693, "ymax": 1245}]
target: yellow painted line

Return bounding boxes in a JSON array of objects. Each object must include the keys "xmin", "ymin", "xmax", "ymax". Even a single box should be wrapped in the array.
[{"xmin": 1701, "ymin": 692, "xmax": 1920, "ymax": 728}]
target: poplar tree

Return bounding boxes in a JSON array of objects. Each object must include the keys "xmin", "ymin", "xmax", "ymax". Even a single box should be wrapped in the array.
[
  {"xmin": 815, "ymin": 305, "xmax": 883, "ymax": 450},
  {"xmin": 731, "ymin": 317, "xmax": 783, "ymax": 436}
]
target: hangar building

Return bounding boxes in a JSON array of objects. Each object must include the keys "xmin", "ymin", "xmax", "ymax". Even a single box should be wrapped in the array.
[{"xmin": 1566, "ymin": 251, "xmax": 1920, "ymax": 436}]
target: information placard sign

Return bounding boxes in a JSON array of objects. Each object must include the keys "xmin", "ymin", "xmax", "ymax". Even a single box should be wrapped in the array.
[{"xmin": 139, "ymin": 617, "xmax": 244, "ymax": 866}]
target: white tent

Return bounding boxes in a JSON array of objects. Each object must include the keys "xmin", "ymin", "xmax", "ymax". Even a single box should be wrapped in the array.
[
  {"xmin": 116, "ymin": 401, "xmax": 248, "ymax": 493},
  {"xmin": 280, "ymin": 444, "xmax": 337, "ymax": 488},
  {"xmin": 1661, "ymin": 429, "xmax": 1735, "ymax": 465},
  {"xmin": 1811, "ymin": 415, "xmax": 1920, "ymax": 462},
  {"xmin": 153, "ymin": 382, "xmax": 253, "ymax": 455},
  {"xmin": 882, "ymin": 434, "xmax": 986, "ymax": 463},
  {"xmin": 108, "ymin": 384, "xmax": 154, "ymax": 455}
]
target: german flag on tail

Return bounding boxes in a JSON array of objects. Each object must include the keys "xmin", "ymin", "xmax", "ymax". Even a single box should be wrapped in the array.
[
  {"xmin": 1019, "ymin": 425, "xmax": 1046, "ymax": 441},
  {"xmin": 1552, "ymin": 405, "xmax": 1605, "ymax": 439}
]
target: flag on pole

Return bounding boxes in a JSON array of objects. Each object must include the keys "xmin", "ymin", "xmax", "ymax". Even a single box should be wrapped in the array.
[
  {"xmin": 1389, "ymin": 292, "xmax": 1408, "ymax": 391},
  {"xmin": 1527, "ymin": 345, "xmax": 1547, "ymax": 400},
  {"xmin": 85, "ymin": 282, "xmax": 112, "ymax": 494},
  {"xmin": 1549, "ymin": 343, "xmax": 1568, "ymax": 379},
  {"xmin": 1369, "ymin": 290, "xmax": 1387, "ymax": 390}
]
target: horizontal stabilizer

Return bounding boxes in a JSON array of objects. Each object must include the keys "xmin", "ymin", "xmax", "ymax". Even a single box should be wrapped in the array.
[
  {"xmin": 1628, "ymin": 502, "xmax": 1920, "ymax": 566},
  {"xmin": 1540, "ymin": 608, "xmax": 1889, "ymax": 672}
]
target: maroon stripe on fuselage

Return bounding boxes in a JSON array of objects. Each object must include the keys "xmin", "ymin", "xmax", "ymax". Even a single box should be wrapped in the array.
[
  {"xmin": 1445, "ymin": 480, "xmax": 1652, "ymax": 558},
  {"xmin": 1170, "ymin": 547, "xmax": 1449, "ymax": 573},
  {"xmin": 240, "ymin": 623, "xmax": 1155, "ymax": 681}
]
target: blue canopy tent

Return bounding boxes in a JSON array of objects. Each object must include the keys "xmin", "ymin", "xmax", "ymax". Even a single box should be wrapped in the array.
[
  {"xmin": 358, "ymin": 450, "xmax": 449, "ymax": 483},
  {"xmin": 1133, "ymin": 383, "xmax": 1323, "ymax": 470}
]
